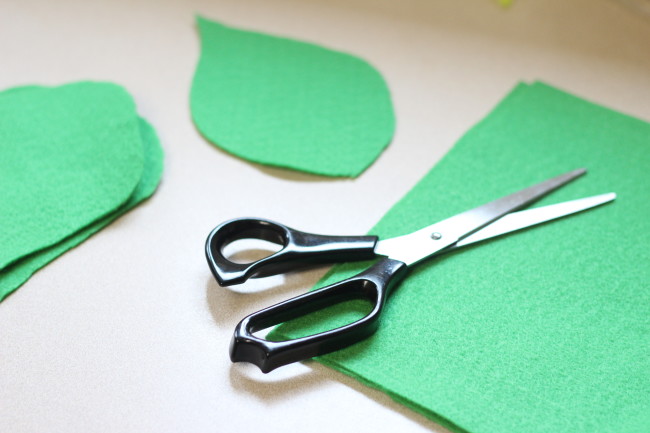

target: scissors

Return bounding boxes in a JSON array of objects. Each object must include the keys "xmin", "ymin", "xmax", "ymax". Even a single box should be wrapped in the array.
[{"xmin": 206, "ymin": 168, "xmax": 615, "ymax": 373}]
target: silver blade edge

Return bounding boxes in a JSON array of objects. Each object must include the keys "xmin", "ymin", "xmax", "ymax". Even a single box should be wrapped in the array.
[
  {"xmin": 452, "ymin": 192, "xmax": 616, "ymax": 249},
  {"xmin": 375, "ymin": 168, "xmax": 587, "ymax": 265},
  {"xmin": 376, "ymin": 191, "xmax": 614, "ymax": 264}
]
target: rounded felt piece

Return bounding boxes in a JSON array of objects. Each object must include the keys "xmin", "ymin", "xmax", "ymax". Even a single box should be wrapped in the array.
[
  {"xmin": 0, "ymin": 82, "xmax": 145, "ymax": 269},
  {"xmin": 0, "ymin": 117, "xmax": 164, "ymax": 302},
  {"xmin": 190, "ymin": 16, "xmax": 395, "ymax": 177}
]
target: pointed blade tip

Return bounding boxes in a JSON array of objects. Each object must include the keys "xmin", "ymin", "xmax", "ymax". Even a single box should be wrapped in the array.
[{"xmin": 593, "ymin": 192, "xmax": 616, "ymax": 203}]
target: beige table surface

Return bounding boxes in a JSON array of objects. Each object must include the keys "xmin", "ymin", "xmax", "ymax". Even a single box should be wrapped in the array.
[{"xmin": 1, "ymin": 0, "xmax": 649, "ymax": 432}]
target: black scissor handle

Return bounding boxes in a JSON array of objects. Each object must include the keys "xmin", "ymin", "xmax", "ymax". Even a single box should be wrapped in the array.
[
  {"xmin": 229, "ymin": 257, "xmax": 408, "ymax": 373},
  {"xmin": 206, "ymin": 218, "xmax": 378, "ymax": 286}
]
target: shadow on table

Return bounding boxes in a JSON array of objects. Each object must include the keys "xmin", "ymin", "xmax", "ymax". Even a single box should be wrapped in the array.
[
  {"xmin": 204, "ymin": 248, "xmax": 453, "ymax": 432},
  {"xmin": 205, "ymin": 263, "xmax": 331, "ymax": 327},
  {"xmin": 228, "ymin": 361, "xmax": 454, "ymax": 433},
  {"xmin": 192, "ymin": 122, "xmax": 350, "ymax": 183},
  {"xmin": 205, "ymin": 270, "xmax": 454, "ymax": 433}
]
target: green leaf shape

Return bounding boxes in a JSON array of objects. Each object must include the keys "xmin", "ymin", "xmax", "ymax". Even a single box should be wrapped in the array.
[
  {"xmin": 0, "ymin": 82, "xmax": 145, "ymax": 269},
  {"xmin": 190, "ymin": 17, "xmax": 395, "ymax": 177},
  {"xmin": 0, "ymin": 117, "xmax": 163, "ymax": 302},
  {"xmin": 272, "ymin": 82, "xmax": 650, "ymax": 433}
]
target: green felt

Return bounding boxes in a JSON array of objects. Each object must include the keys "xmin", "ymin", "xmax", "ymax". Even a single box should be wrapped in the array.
[
  {"xmin": 271, "ymin": 82, "xmax": 650, "ymax": 433},
  {"xmin": 190, "ymin": 16, "xmax": 395, "ymax": 177},
  {"xmin": 0, "ymin": 82, "xmax": 145, "ymax": 269},
  {"xmin": 0, "ymin": 118, "xmax": 163, "ymax": 302}
]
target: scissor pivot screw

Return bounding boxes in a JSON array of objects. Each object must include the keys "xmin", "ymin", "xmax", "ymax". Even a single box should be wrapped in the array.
[{"xmin": 431, "ymin": 232, "xmax": 442, "ymax": 240}]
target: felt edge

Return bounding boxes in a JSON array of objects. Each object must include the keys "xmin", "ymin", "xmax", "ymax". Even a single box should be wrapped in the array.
[
  {"xmin": 266, "ymin": 82, "xmax": 539, "ymax": 431},
  {"xmin": 316, "ymin": 356, "xmax": 472, "ymax": 433},
  {"xmin": 532, "ymin": 80, "xmax": 650, "ymax": 126},
  {"xmin": 0, "ymin": 117, "xmax": 163, "ymax": 302},
  {"xmin": 263, "ymin": 83, "xmax": 535, "ymax": 318},
  {"xmin": 189, "ymin": 15, "xmax": 395, "ymax": 178},
  {"xmin": 269, "ymin": 80, "xmax": 650, "ymax": 432},
  {"xmin": 0, "ymin": 81, "xmax": 147, "ymax": 270},
  {"xmin": 193, "ymin": 14, "xmax": 395, "ymax": 79}
]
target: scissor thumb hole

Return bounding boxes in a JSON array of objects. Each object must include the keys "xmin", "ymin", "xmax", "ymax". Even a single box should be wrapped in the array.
[
  {"xmin": 221, "ymin": 238, "xmax": 284, "ymax": 264},
  {"xmin": 212, "ymin": 219, "xmax": 290, "ymax": 259}
]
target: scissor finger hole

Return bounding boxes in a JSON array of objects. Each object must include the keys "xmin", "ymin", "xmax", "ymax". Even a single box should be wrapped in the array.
[
  {"xmin": 221, "ymin": 238, "xmax": 283, "ymax": 264},
  {"xmin": 260, "ymin": 295, "xmax": 375, "ymax": 342}
]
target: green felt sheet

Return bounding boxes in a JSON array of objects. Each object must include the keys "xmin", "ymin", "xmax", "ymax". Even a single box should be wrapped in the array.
[
  {"xmin": 190, "ymin": 16, "xmax": 395, "ymax": 177},
  {"xmin": 0, "ymin": 118, "xmax": 163, "ymax": 302},
  {"xmin": 271, "ymin": 82, "xmax": 650, "ymax": 433},
  {"xmin": 0, "ymin": 82, "xmax": 145, "ymax": 269}
]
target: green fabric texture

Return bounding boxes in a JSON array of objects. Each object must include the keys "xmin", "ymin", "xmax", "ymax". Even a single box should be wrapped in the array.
[
  {"xmin": 190, "ymin": 16, "xmax": 395, "ymax": 177},
  {"xmin": 0, "ymin": 118, "xmax": 163, "ymax": 302},
  {"xmin": 0, "ymin": 82, "xmax": 144, "ymax": 269},
  {"xmin": 0, "ymin": 83, "xmax": 163, "ymax": 302},
  {"xmin": 271, "ymin": 82, "xmax": 650, "ymax": 433}
]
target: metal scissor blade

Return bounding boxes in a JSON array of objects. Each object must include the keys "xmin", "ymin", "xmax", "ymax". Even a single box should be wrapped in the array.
[
  {"xmin": 375, "ymin": 168, "xmax": 586, "ymax": 265},
  {"xmin": 452, "ymin": 192, "xmax": 615, "ymax": 249}
]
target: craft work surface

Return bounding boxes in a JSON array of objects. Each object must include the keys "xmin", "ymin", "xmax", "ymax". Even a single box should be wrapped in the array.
[{"xmin": 1, "ymin": 1, "xmax": 649, "ymax": 433}]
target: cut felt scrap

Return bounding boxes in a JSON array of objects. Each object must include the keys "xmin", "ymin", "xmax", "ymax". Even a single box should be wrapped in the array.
[
  {"xmin": 0, "ymin": 83, "xmax": 163, "ymax": 302},
  {"xmin": 0, "ymin": 82, "xmax": 144, "ymax": 268},
  {"xmin": 270, "ymin": 82, "xmax": 650, "ymax": 433},
  {"xmin": 190, "ymin": 16, "xmax": 395, "ymax": 177}
]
